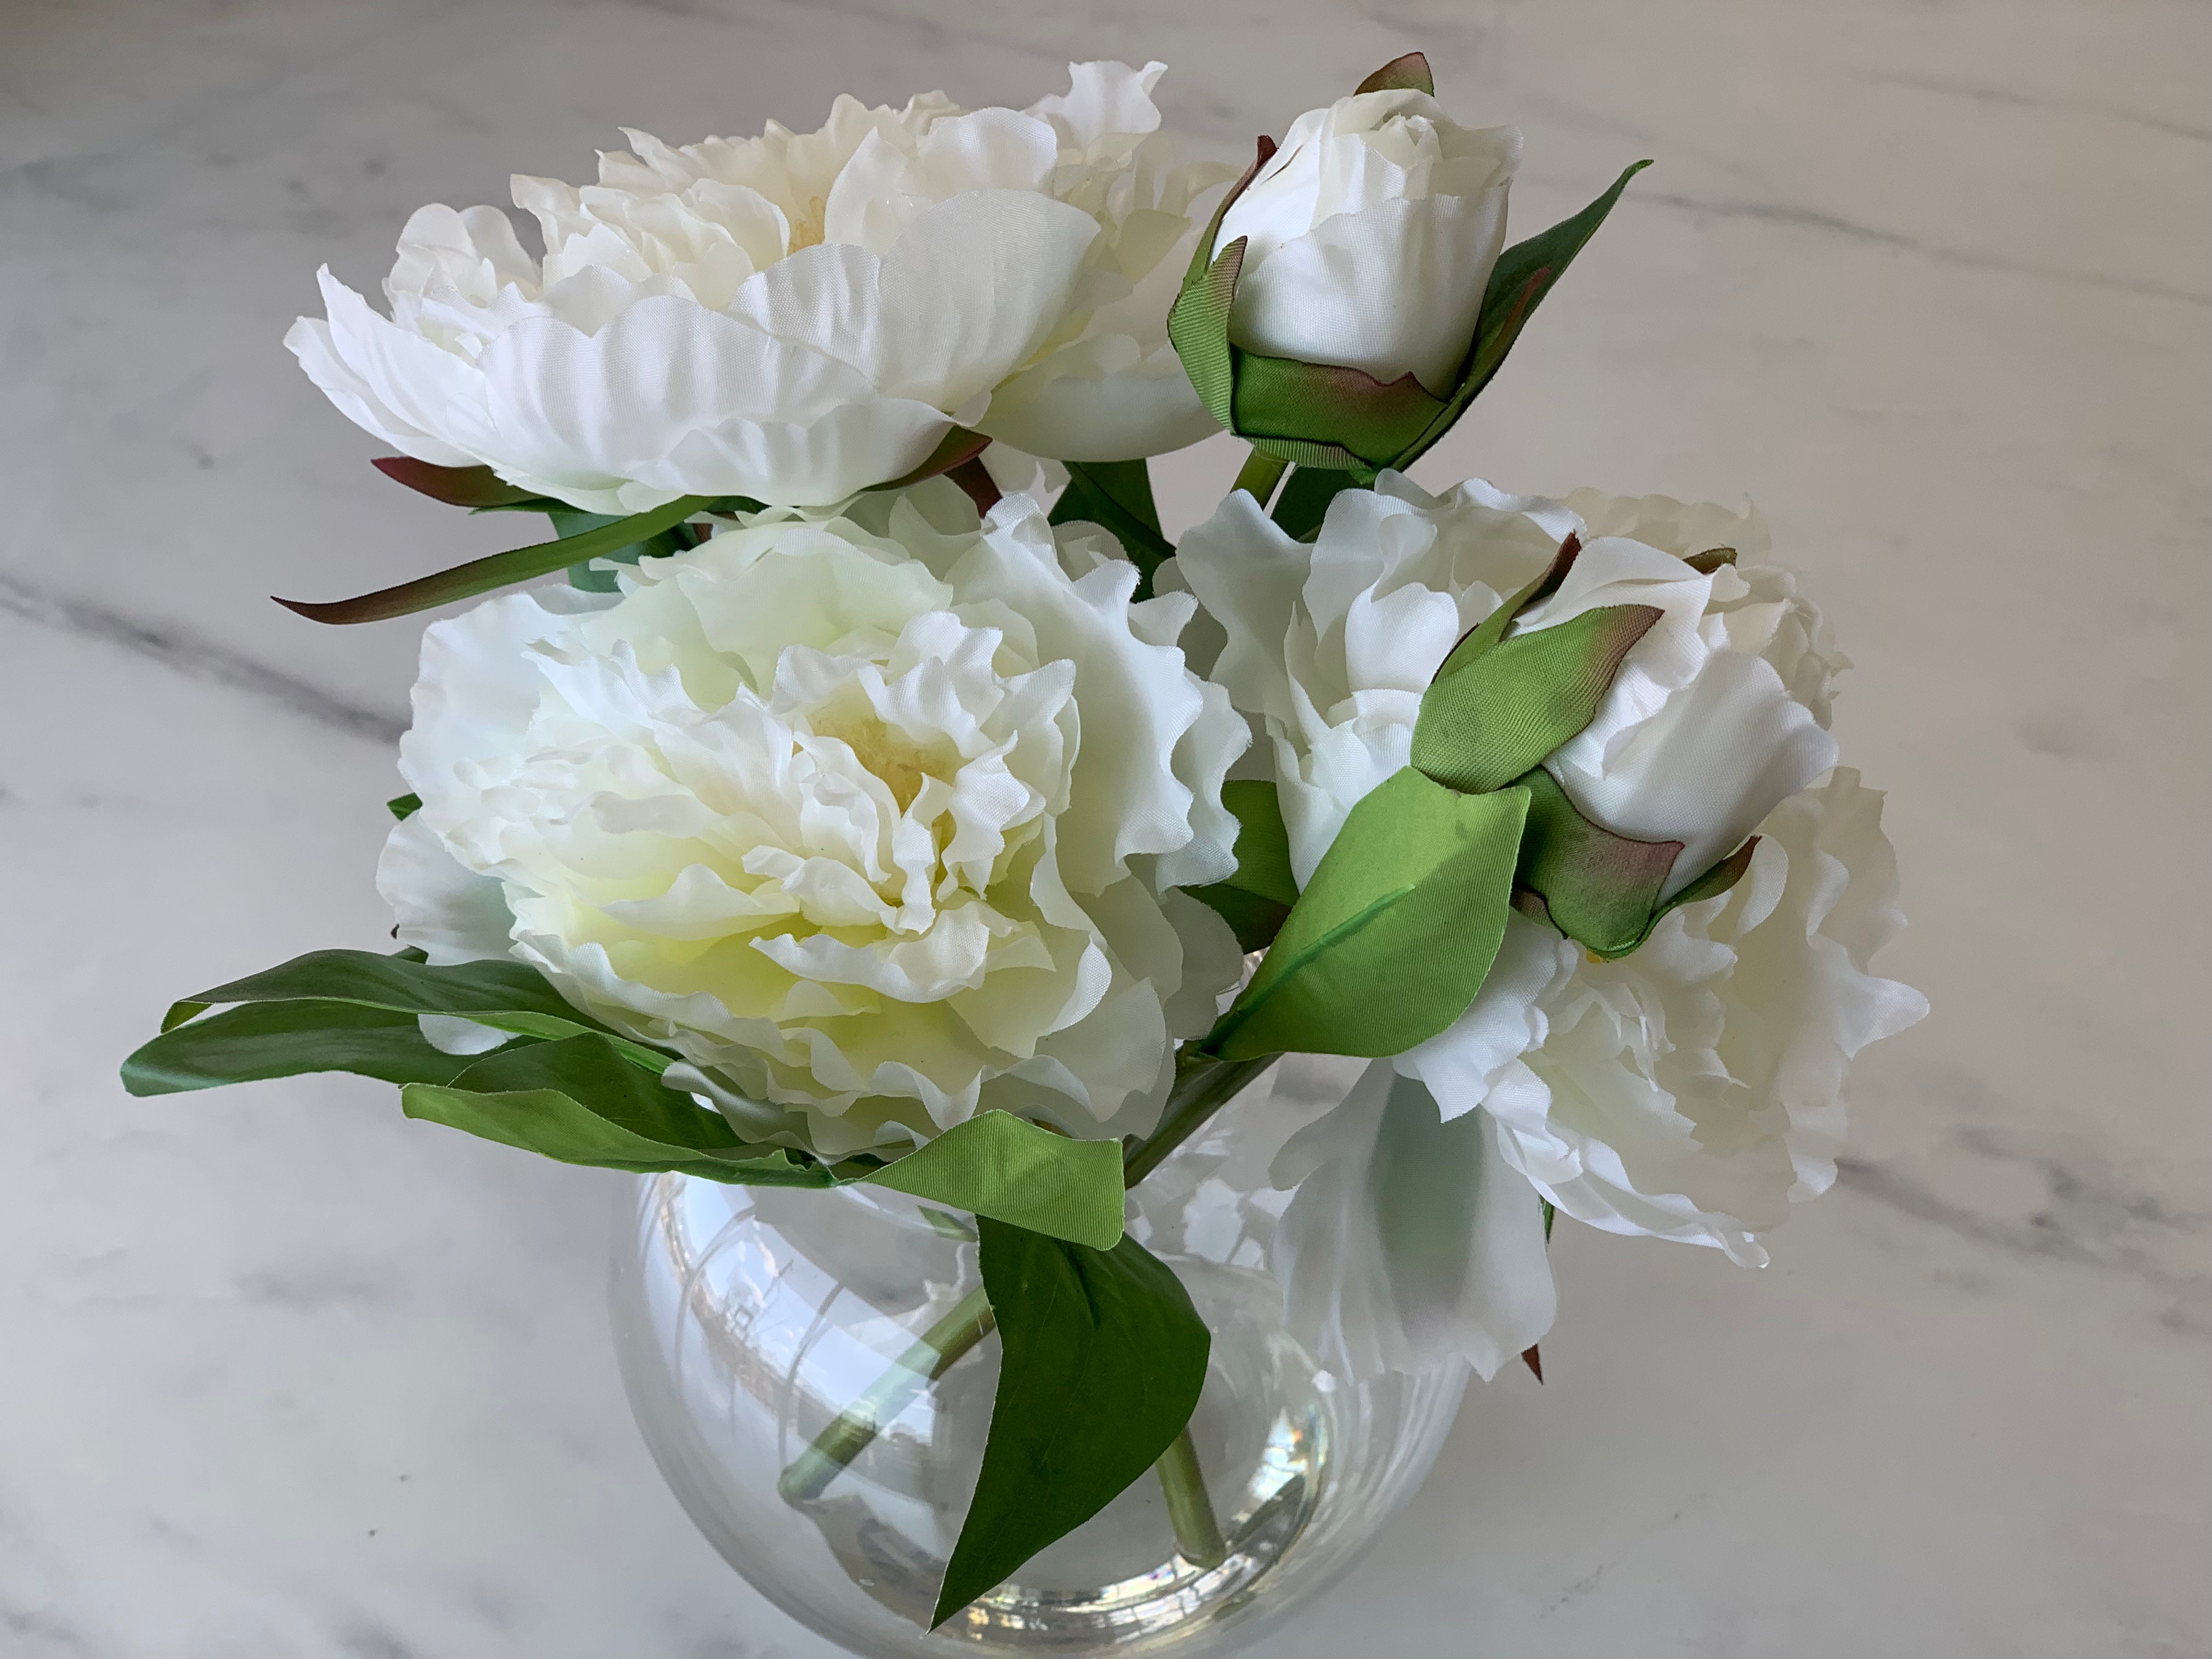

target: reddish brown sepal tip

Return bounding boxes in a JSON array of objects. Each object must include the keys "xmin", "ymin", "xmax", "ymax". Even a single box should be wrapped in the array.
[{"xmin": 1520, "ymin": 1344, "xmax": 1544, "ymax": 1383}]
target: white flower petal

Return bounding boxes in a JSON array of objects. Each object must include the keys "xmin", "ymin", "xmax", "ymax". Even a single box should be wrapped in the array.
[{"xmin": 1270, "ymin": 1063, "xmax": 1555, "ymax": 1382}]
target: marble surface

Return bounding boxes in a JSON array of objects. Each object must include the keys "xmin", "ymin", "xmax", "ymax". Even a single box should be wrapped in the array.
[{"xmin": 2, "ymin": 0, "xmax": 2207, "ymax": 1652}]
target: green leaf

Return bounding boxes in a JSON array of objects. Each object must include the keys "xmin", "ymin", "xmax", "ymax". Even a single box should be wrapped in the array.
[
  {"xmin": 1510, "ymin": 766, "xmax": 1681, "ymax": 957},
  {"xmin": 1187, "ymin": 779, "xmax": 1299, "ymax": 951},
  {"xmin": 402, "ymin": 1034, "xmax": 831, "ymax": 1184},
  {"xmin": 386, "ymin": 792, "xmax": 421, "ymax": 821},
  {"xmin": 932, "ymin": 1221, "xmax": 1210, "ymax": 1626},
  {"xmin": 273, "ymin": 495, "xmax": 714, "ymax": 624},
  {"xmin": 371, "ymin": 456, "xmax": 551, "ymax": 510},
  {"xmin": 862, "ymin": 1111, "xmax": 1126, "ymax": 1250},
  {"xmin": 157, "ymin": 949, "xmax": 672, "ymax": 1073},
  {"xmin": 1049, "ymin": 460, "xmax": 1175, "ymax": 593},
  {"xmin": 1356, "ymin": 50, "xmax": 1435, "ymax": 96},
  {"xmin": 1205, "ymin": 768, "xmax": 1528, "ymax": 1060},
  {"xmin": 1392, "ymin": 162, "xmax": 1651, "ymax": 471},
  {"xmin": 122, "ymin": 1000, "xmax": 506, "ymax": 1096},
  {"xmin": 1412, "ymin": 603, "xmax": 1662, "ymax": 795},
  {"xmin": 1270, "ymin": 467, "xmax": 1359, "ymax": 541},
  {"xmin": 543, "ymin": 507, "xmax": 695, "ymax": 591}
]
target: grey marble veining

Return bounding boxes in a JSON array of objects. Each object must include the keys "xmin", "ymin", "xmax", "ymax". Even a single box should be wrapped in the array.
[{"xmin": 2, "ymin": 0, "xmax": 2206, "ymax": 1654}]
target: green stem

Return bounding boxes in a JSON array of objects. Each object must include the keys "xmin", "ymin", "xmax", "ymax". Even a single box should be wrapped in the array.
[
  {"xmin": 776, "ymin": 1052, "xmax": 1278, "ymax": 1517},
  {"xmin": 1155, "ymin": 1426, "xmax": 1230, "ymax": 1568},
  {"xmin": 1121, "ymin": 1051, "xmax": 1279, "ymax": 1188},
  {"xmin": 778, "ymin": 1284, "xmax": 996, "ymax": 1504},
  {"xmin": 1231, "ymin": 446, "xmax": 1289, "ymax": 506}
]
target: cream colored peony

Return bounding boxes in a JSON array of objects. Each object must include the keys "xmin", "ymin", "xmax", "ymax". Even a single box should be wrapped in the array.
[
  {"xmin": 380, "ymin": 483, "xmax": 1248, "ymax": 1158},
  {"xmin": 289, "ymin": 63, "xmax": 1229, "ymax": 514},
  {"xmin": 1172, "ymin": 475, "xmax": 1925, "ymax": 1282}
]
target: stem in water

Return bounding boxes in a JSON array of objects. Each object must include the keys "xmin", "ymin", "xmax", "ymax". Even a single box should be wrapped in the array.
[
  {"xmin": 777, "ymin": 1284, "xmax": 996, "ymax": 1504},
  {"xmin": 1155, "ymin": 1425, "xmax": 1231, "ymax": 1568},
  {"xmin": 777, "ymin": 1051, "xmax": 1280, "ymax": 1532}
]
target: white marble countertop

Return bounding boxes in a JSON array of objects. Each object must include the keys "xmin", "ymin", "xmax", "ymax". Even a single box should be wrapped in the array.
[{"xmin": 2, "ymin": 1, "xmax": 2205, "ymax": 1654}]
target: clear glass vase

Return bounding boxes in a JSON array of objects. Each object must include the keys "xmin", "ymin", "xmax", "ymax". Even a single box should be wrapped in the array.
[{"xmin": 608, "ymin": 1063, "xmax": 1468, "ymax": 1658}]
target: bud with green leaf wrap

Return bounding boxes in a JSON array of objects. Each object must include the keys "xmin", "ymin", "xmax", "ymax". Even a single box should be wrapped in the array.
[{"xmin": 1167, "ymin": 53, "xmax": 1647, "ymax": 533}]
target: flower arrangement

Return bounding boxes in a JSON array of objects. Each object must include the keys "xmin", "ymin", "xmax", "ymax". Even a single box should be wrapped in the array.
[{"xmin": 125, "ymin": 50, "xmax": 1925, "ymax": 1636}]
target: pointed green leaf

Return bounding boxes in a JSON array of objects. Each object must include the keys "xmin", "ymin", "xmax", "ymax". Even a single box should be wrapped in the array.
[
  {"xmin": 401, "ymin": 1034, "xmax": 830, "ymax": 1184},
  {"xmin": 386, "ymin": 792, "xmax": 421, "ymax": 821},
  {"xmin": 1413, "ymin": 602, "xmax": 1662, "ymax": 795},
  {"xmin": 371, "ymin": 456, "xmax": 551, "ymax": 510},
  {"xmin": 1187, "ymin": 778, "xmax": 1299, "ymax": 951},
  {"xmin": 1429, "ymin": 531, "xmax": 1583, "ymax": 686},
  {"xmin": 1356, "ymin": 51, "xmax": 1435, "ymax": 96},
  {"xmin": 1510, "ymin": 766, "xmax": 1680, "ymax": 957},
  {"xmin": 1206, "ymin": 768, "xmax": 1528, "ymax": 1060},
  {"xmin": 157, "ymin": 949, "xmax": 672, "ymax": 1073},
  {"xmin": 122, "ymin": 1000, "xmax": 507, "ymax": 1096},
  {"xmin": 274, "ymin": 494, "xmax": 714, "ymax": 624},
  {"xmin": 543, "ymin": 507, "xmax": 694, "ymax": 591},
  {"xmin": 1685, "ymin": 546, "xmax": 1737, "ymax": 575},
  {"xmin": 863, "ymin": 1111, "xmax": 1126, "ymax": 1250},
  {"xmin": 932, "ymin": 1222, "xmax": 1209, "ymax": 1627},
  {"xmin": 1392, "ymin": 161, "xmax": 1651, "ymax": 470}
]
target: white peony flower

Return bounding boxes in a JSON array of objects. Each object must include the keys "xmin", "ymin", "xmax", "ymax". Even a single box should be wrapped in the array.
[
  {"xmin": 1172, "ymin": 474, "xmax": 1926, "ymax": 1272},
  {"xmin": 1450, "ymin": 770, "xmax": 1928, "ymax": 1262},
  {"xmin": 379, "ymin": 482, "xmax": 1249, "ymax": 1159},
  {"xmin": 1212, "ymin": 88, "xmax": 1520, "ymax": 393},
  {"xmin": 288, "ymin": 63, "xmax": 1229, "ymax": 514},
  {"xmin": 1172, "ymin": 476, "xmax": 1844, "ymax": 893},
  {"xmin": 1169, "ymin": 472, "xmax": 1575, "ymax": 885}
]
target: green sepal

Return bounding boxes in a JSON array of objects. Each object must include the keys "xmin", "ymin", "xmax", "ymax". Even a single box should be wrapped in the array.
[
  {"xmin": 1271, "ymin": 467, "xmax": 1360, "ymax": 541},
  {"xmin": 1204, "ymin": 768, "xmax": 1527, "ymax": 1060},
  {"xmin": 147, "ymin": 949, "xmax": 673, "ymax": 1075},
  {"xmin": 1390, "ymin": 162, "xmax": 1651, "ymax": 472},
  {"xmin": 401, "ymin": 1034, "xmax": 829, "ymax": 1184},
  {"xmin": 1169, "ymin": 236, "xmax": 1248, "ymax": 433},
  {"xmin": 932, "ymin": 1221, "xmax": 1209, "ymax": 1627},
  {"xmin": 1512, "ymin": 765, "xmax": 1762, "ymax": 959},
  {"xmin": 861, "ymin": 1113, "xmax": 1126, "ymax": 1251},
  {"xmin": 386, "ymin": 792, "xmax": 421, "ymax": 821},
  {"xmin": 1429, "ymin": 532, "xmax": 1583, "ymax": 686},
  {"xmin": 1413, "ymin": 602, "xmax": 1662, "ymax": 796},
  {"xmin": 1050, "ymin": 460, "xmax": 1174, "ymax": 594},
  {"xmin": 275, "ymin": 495, "xmax": 716, "ymax": 625},
  {"xmin": 371, "ymin": 456, "xmax": 553, "ymax": 510},
  {"xmin": 1187, "ymin": 778, "xmax": 1300, "ymax": 951},
  {"xmin": 1167, "ymin": 134, "xmax": 1279, "ymax": 426},
  {"xmin": 1509, "ymin": 767, "xmax": 1682, "ymax": 957},
  {"xmin": 121, "ymin": 999, "xmax": 518, "ymax": 1096},
  {"xmin": 1356, "ymin": 51, "xmax": 1435, "ymax": 97},
  {"xmin": 1684, "ymin": 546, "xmax": 1737, "ymax": 575},
  {"xmin": 1232, "ymin": 353, "xmax": 1444, "ymax": 471}
]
